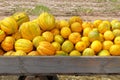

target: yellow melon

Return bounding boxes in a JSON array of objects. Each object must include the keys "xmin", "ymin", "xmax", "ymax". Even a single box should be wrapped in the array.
[
  {"xmin": 60, "ymin": 27, "xmax": 71, "ymax": 39},
  {"xmin": 88, "ymin": 28, "xmax": 100, "ymax": 42},
  {"xmin": 114, "ymin": 36, "xmax": 120, "ymax": 45},
  {"xmin": 103, "ymin": 30, "xmax": 114, "ymax": 41},
  {"xmin": 69, "ymin": 50, "xmax": 81, "ymax": 56},
  {"xmin": 90, "ymin": 40, "xmax": 102, "ymax": 53},
  {"xmin": 62, "ymin": 40, "xmax": 74, "ymax": 53},
  {"xmin": 37, "ymin": 41, "xmax": 56, "ymax": 56},
  {"xmin": 111, "ymin": 19, "xmax": 119, "ymax": 26},
  {"xmin": 109, "ymin": 44, "xmax": 120, "ymax": 56},
  {"xmin": 68, "ymin": 32, "xmax": 81, "ymax": 44},
  {"xmin": 98, "ymin": 50, "xmax": 111, "ymax": 56},
  {"xmin": 81, "ymin": 37, "xmax": 90, "ymax": 47},
  {"xmin": 113, "ymin": 29, "xmax": 120, "ymax": 37},
  {"xmin": 13, "ymin": 50, "xmax": 27, "ymax": 56},
  {"xmin": 75, "ymin": 41, "xmax": 86, "ymax": 52},
  {"xmin": 69, "ymin": 16, "xmax": 82, "ymax": 25},
  {"xmin": 28, "ymin": 51, "xmax": 40, "ymax": 56},
  {"xmin": 54, "ymin": 35, "xmax": 64, "ymax": 44},
  {"xmin": 0, "ymin": 30, "xmax": 6, "ymax": 42},
  {"xmin": 83, "ymin": 27, "xmax": 92, "ymax": 37},
  {"xmin": 82, "ymin": 22, "xmax": 93, "ymax": 29},
  {"xmin": 52, "ymin": 42, "xmax": 61, "ymax": 51},
  {"xmin": 42, "ymin": 31, "xmax": 54, "ymax": 42},
  {"xmin": 32, "ymin": 36, "xmax": 46, "ymax": 48},
  {"xmin": 59, "ymin": 20, "xmax": 69, "ymax": 29},
  {"xmin": 112, "ymin": 22, "xmax": 120, "ymax": 30},
  {"xmin": 93, "ymin": 19, "xmax": 103, "ymax": 28},
  {"xmin": 71, "ymin": 22, "xmax": 82, "ymax": 32},
  {"xmin": 103, "ymin": 40, "xmax": 113, "ymax": 50},
  {"xmin": 55, "ymin": 51, "xmax": 68, "ymax": 56},
  {"xmin": 82, "ymin": 48, "xmax": 95, "ymax": 56},
  {"xmin": 98, "ymin": 22, "xmax": 111, "ymax": 34}
]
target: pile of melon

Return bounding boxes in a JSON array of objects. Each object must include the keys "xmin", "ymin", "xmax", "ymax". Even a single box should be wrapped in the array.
[{"xmin": 0, "ymin": 12, "xmax": 120, "ymax": 56}]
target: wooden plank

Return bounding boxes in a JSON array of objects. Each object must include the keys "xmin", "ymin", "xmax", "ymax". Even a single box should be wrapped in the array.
[{"xmin": 0, "ymin": 56, "xmax": 120, "ymax": 75}]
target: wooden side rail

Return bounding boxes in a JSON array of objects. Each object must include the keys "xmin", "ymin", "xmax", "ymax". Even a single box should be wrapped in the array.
[
  {"xmin": 0, "ymin": 56, "xmax": 120, "ymax": 80},
  {"xmin": 0, "ymin": 56, "xmax": 120, "ymax": 75}
]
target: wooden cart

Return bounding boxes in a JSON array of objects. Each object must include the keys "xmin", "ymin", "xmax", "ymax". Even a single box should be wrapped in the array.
[{"xmin": 0, "ymin": 56, "xmax": 120, "ymax": 80}]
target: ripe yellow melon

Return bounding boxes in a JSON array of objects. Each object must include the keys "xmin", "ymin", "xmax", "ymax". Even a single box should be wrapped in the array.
[
  {"xmin": 112, "ymin": 22, "xmax": 120, "ymax": 30},
  {"xmin": 37, "ymin": 41, "xmax": 56, "ymax": 56},
  {"xmin": 69, "ymin": 16, "xmax": 82, "ymax": 25},
  {"xmin": 109, "ymin": 44, "xmax": 120, "ymax": 56},
  {"xmin": 98, "ymin": 50, "xmax": 111, "ymax": 56},
  {"xmin": 42, "ymin": 31, "xmax": 54, "ymax": 42},
  {"xmin": 81, "ymin": 37, "xmax": 90, "ymax": 47},
  {"xmin": 103, "ymin": 30, "xmax": 114, "ymax": 41},
  {"xmin": 60, "ymin": 27, "xmax": 71, "ymax": 38},
  {"xmin": 82, "ymin": 48, "xmax": 95, "ymax": 56},
  {"xmin": 32, "ymin": 36, "xmax": 46, "ymax": 48},
  {"xmin": 15, "ymin": 39, "xmax": 33, "ymax": 53},
  {"xmin": 75, "ymin": 41, "xmax": 86, "ymax": 52},
  {"xmin": 38, "ymin": 12, "xmax": 55, "ymax": 31},
  {"xmin": 98, "ymin": 22, "xmax": 111, "ymax": 34},
  {"xmin": 88, "ymin": 28, "xmax": 100, "ymax": 42},
  {"xmin": 111, "ymin": 19, "xmax": 119, "ymax": 26},
  {"xmin": 0, "ymin": 30, "xmax": 6, "ymax": 42},
  {"xmin": 62, "ymin": 40, "xmax": 74, "ymax": 53},
  {"xmin": 1, "ymin": 36, "xmax": 15, "ymax": 51},
  {"xmin": 93, "ymin": 19, "xmax": 102, "ymax": 28},
  {"xmin": 55, "ymin": 51, "xmax": 68, "ymax": 56},
  {"xmin": 69, "ymin": 50, "xmax": 81, "ymax": 56},
  {"xmin": 68, "ymin": 32, "xmax": 81, "ymax": 44},
  {"xmin": 71, "ymin": 22, "xmax": 82, "ymax": 32},
  {"xmin": 113, "ymin": 29, "xmax": 120, "ymax": 37},
  {"xmin": 103, "ymin": 41, "xmax": 113, "ymax": 50},
  {"xmin": 83, "ymin": 27, "xmax": 92, "ymax": 37},
  {"xmin": 54, "ymin": 35, "xmax": 64, "ymax": 44},
  {"xmin": 4, "ymin": 50, "xmax": 15, "ymax": 56},
  {"xmin": 59, "ymin": 20, "xmax": 69, "ymax": 29},
  {"xmin": 13, "ymin": 50, "xmax": 27, "ymax": 56},
  {"xmin": 90, "ymin": 40, "xmax": 102, "ymax": 53},
  {"xmin": 82, "ymin": 22, "xmax": 93, "ymax": 29},
  {"xmin": 114, "ymin": 36, "xmax": 120, "ymax": 45},
  {"xmin": 52, "ymin": 42, "xmax": 61, "ymax": 51},
  {"xmin": 102, "ymin": 20, "xmax": 111, "ymax": 27},
  {"xmin": 28, "ymin": 51, "xmax": 40, "ymax": 56}
]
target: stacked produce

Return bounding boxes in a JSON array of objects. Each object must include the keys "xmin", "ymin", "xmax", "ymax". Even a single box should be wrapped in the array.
[{"xmin": 0, "ymin": 12, "xmax": 120, "ymax": 56}]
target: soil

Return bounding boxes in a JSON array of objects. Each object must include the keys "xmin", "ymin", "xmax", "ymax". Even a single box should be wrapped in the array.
[{"xmin": 0, "ymin": 0, "xmax": 120, "ymax": 21}]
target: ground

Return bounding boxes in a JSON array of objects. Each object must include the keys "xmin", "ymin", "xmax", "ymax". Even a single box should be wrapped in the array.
[{"xmin": 0, "ymin": 0, "xmax": 120, "ymax": 80}]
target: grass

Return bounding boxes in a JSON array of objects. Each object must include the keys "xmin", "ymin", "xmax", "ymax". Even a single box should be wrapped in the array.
[
  {"xmin": 11, "ymin": 4, "xmax": 50, "ymax": 16},
  {"xmin": 30, "ymin": 5, "xmax": 50, "ymax": 15}
]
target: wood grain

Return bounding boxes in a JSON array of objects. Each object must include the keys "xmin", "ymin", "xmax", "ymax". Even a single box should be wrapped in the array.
[{"xmin": 0, "ymin": 56, "xmax": 120, "ymax": 75}]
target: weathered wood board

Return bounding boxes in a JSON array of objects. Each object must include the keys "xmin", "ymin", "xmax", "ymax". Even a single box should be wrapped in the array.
[{"xmin": 0, "ymin": 56, "xmax": 120, "ymax": 75}]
